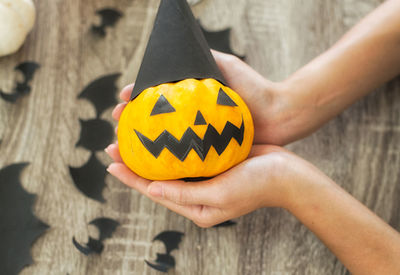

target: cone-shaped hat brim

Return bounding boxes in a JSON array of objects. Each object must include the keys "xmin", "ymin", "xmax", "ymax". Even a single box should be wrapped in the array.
[{"xmin": 130, "ymin": 0, "xmax": 226, "ymax": 101}]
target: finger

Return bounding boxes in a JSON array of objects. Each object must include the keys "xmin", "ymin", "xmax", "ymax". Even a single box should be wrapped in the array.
[
  {"xmin": 120, "ymin": 83, "xmax": 134, "ymax": 102},
  {"xmin": 156, "ymin": 202, "xmax": 230, "ymax": 228},
  {"xmin": 211, "ymin": 49, "xmax": 231, "ymax": 61},
  {"xmin": 107, "ymin": 163, "xmax": 206, "ymax": 223},
  {"xmin": 147, "ymin": 178, "xmax": 226, "ymax": 207},
  {"xmin": 211, "ymin": 50, "xmax": 234, "ymax": 71},
  {"xmin": 155, "ymin": 203, "xmax": 226, "ymax": 228},
  {"xmin": 149, "ymin": 199, "xmax": 206, "ymax": 225},
  {"xmin": 105, "ymin": 143, "xmax": 123, "ymax": 163},
  {"xmin": 112, "ymin": 103, "xmax": 127, "ymax": 121},
  {"xmin": 210, "ymin": 49, "xmax": 223, "ymax": 58},
  {"xmin": 107, "ymin": 163, "xmax": 151, "ymax": 193}
]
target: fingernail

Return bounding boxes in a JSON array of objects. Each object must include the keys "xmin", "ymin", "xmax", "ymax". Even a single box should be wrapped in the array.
[
  {"xmin": 106, "ymin": 164, "xmax": 114, "ymax": 174},
  {"xmin": 148, "ymin": 183, "xmax": 163, "ymax": 197},
  {"xmin": 104, "ymin": 144, "xmax": 112, "ymax": 154}
]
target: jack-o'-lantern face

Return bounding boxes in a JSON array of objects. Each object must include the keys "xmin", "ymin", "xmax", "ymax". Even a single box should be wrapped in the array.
[{"xmin": 118, "ymin": 78, "xmax": 254, "ymax": 180}]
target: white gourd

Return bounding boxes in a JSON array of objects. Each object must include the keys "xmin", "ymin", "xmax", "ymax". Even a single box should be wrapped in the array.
[{"xmin": 0, "ymin": 0, "xmax": 36, "ymax": 57}]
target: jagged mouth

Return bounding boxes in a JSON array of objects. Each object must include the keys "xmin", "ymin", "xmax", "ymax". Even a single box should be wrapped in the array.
[{"xmin": 134, "ymin": 119, "xmax": 245, "ymax": 161}]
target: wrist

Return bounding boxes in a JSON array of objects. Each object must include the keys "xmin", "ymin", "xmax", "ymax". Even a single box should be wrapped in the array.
[
  {"xmin": 256, "ymin": 150, "xmax": 310, "ymax": 210},
  {"xmin": 270, "ymin": 76, "xmax": 324, "ymax": 145},
  {"xmin": 284, "ymin": 159, "xmax": 335, "ymax": 214},
  {"xmin": 258, "ymin": 150, "xmax": 334, "ymax": 211},
  {"xmin": 261, "ymin": 79, "xmax": 308, "ymax": 145}
]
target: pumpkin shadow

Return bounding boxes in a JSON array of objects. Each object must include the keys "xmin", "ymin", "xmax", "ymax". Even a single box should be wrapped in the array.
[{"xmin": 181, "ymin": 177, "xmax": 213, "ymax": 182}]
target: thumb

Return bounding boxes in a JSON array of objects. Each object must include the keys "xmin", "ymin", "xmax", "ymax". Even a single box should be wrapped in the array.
[
  {"xmin": 147, "ymin": 180, "xmax": 219, "ymax": 206},
  {"xmin": 211, "ymin": 49, "xmax": 240, "ymax": 74}
]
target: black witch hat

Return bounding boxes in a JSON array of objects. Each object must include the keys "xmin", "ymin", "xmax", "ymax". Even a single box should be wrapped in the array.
[{"xmin": 130, "ymin": 0, "xmax": 226, "ymax": 101}]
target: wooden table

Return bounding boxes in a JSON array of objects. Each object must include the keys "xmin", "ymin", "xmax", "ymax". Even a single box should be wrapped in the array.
[{"xmin": 1, "ymin": 0, "xmax": 398, "ymax": 274}]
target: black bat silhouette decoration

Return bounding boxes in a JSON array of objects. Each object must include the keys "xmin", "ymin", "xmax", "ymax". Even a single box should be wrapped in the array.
[
  {"xmin": 145, "ymin": 231, "xmax": 184, "ymax": 273},
  {"xmin": 75, "ymin": 118, "xmax": 114, "ymax": 152},
  {"xmin": 78, "ymin": 73, "xmax": 120, "ymax": 118},
  {"xmin": 0, "ymin": 62, "xmax": 40, "ymax": 103},
  {"xmin": 71, "ymin": 73, "xmax": 119, "ymax": 202},
  {"xmin": 91, "ymin": 8, "xmax": 123, "ymax": 37},
  {"xmin": 199, "ymin": 23, "xmax": 245, "ymax": 60},
  {"xmin": 72, "ymin": 217, "xmax": 119, "ymax": 255},
  {"xmin": 69, "ymin": 153, "xmax": 108, "ymax": 203},
  {"xmin": 0, "ymin": 163, "xmax": 49, "ymax": 275}
]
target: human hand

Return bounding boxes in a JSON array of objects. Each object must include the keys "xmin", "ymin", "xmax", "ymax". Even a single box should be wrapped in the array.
[
  {"xmin": 108, "ymin": 87, "xmax": 325, "ymax": 227},
  {"xmin": 210, "ymin": 50, "xmax": 323, "ymax": 145},
  {"xmin": 106, "ymin": 138, "xmax": 303, "ymax": 227},
  {"xmin": 210, "ymin": 50, "xmax": 292, "ymax": 145},
  {"xmin": 113, "ymin": 50, "xmax": 327, "ymax": 147}
]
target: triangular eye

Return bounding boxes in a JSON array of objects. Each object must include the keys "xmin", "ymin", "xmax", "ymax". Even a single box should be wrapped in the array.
[
  {"xmin": 217, "ymin": 88, "xmax": 237, "ymax": 107},
  {"xmin": 150, "ymin": 95, "xmax": 176, "ymax": 116}
]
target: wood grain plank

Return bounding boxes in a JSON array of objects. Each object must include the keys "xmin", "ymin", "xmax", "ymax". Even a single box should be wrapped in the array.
[{"xmin": 1, "ymin": 0, "xmax": 397, "ymax": 274}]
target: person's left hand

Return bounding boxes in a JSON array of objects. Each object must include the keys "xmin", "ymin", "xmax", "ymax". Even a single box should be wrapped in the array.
[
  {"xmin": 106, "ymin": 141, "xmax": 290, "ymax": 228},
  {"xmin": 106, "ymin": 87, "xmax": 293, "ymax": 227}
]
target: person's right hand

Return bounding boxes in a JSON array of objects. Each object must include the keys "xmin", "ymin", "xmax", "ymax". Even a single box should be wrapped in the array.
[
  {"xmin": 211, "ymin": 50, "xmax": 292, "ymax": 145},
  {"xmin": 115, "ymin": 51, "xmax": 323, "ymax": 146}
]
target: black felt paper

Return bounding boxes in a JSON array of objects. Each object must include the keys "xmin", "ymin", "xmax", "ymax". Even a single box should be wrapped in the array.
[
  {"xmin": 145, "ymin": 254, "xmax": 175, "ymax": 273},
  {"xmin": 200, "ymin": 24, "xmax": 245, "ymax": 60},
  {"xmin": 217, "ymin": 88, "xmax": 238, "ymax": 106},
  {"xmin": 69, "ymin": 153, "xmax": 107, "ymax": 203},
  {"xmin": 130, "ymin": 0, "xmax": 226, "ymax": 100},
  {"xmin": 76, "ymin": 118, "xmax": 114, "ymax": 152},
  {"xmin": 145, "ymin": 231, "xmax": 184, "ymax": 273},
  {"xmin": 150, "ymin": 95, "xmax": 176, "ymax": 116},
  {"xmin": 91, "ymin": 8, "xmax": 123, "ymax": 37},
  {"xmin": 72, "ymin": 217, "xmax": 119, "ymax": 255},
  {"xmin": 0, "ymin": 62, "xmax": 40, "ymax": 103},
  {"xmin": 78, "ymin": 73, "xmax": 120, "ymax": 117},
  {"xmin": 194, "ymin": 110, "xmax": 207, "ymax": 125},
  {"xmin": 135, "ymin": 118, "xmax": 245, "ymax": 161},
  {"xmin": 0, "ymin": 163, "xmax": 48, "ymax": 275},
  {"xmin": 71, "ymin": 73, "xmax": 118, "ymax": 202}
]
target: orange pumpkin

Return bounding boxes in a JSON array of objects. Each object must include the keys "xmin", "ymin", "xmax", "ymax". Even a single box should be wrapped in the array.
[{"xmin": 118, "ymin": 78, "xmax": 254, "ymax": 180}]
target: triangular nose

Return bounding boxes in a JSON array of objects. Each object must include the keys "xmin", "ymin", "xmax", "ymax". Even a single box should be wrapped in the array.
[{"xmin": 194, "ymin": 111, "xmax": 207, "ymax": 125}]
